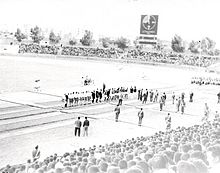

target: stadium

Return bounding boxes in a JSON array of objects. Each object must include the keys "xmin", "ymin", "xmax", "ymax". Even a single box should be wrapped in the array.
[{"xmin": 1, "ymin": 0, "xmax": 220, "ymax": 173}]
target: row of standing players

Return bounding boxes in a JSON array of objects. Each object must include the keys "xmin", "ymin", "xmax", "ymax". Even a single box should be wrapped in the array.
[
  {"xmin": 63, "ymin": 86, "xmax": 138, "ymax": 108},
  {"xmin": 137, "ymin": 89, "xmax": 193, "ymax": 114}
]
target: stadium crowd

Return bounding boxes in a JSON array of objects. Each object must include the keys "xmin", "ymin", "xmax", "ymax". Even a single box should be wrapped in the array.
[
  {"xmin": 191, "ymin": 77, "xmax": 220, "ymax": 86},
  {"xmin": 18, "ymin": 44, "xmax": 217, "ymax": 67},
  {"xmin": 125, "ymin": 49, "xmax": 215, "ymax": 67},
  {"xmin": 2, "ymin": 116, "xmax": 220, "ymax": 173},
  {"xmin": 62, "ymin": 47, "xmax": 120, "ymax": 59},
  {"xmin": 19, "ymin": 44, "xmax": 59, "ymax": 55}
]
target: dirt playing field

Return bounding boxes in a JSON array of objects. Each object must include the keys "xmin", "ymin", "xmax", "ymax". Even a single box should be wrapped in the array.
[{"xmin": 0, "ymin": 54, "xmax": 219, "ymax": 167}]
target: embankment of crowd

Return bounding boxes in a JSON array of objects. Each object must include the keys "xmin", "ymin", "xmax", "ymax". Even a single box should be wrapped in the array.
[{"xmin": 0, "ymin": 52, "xmax": 210, "ymax": 72}]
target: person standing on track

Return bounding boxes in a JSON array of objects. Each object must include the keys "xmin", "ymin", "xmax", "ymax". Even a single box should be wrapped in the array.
[
  {"xmin": 32, "ymin": 145, "xmax": 40, "ymax": 162},
  {"xmin": 172, "ymin": 92, "xmax": 175, "ymax": 104},
  {"xmin": 217, "ymin": 92, "xmax": 220, "ymax": 104},
  {"xmin": 176, "ymin": 97, "xmax": 181, "ymax": 113},
  {"xmin": 202, "ymin": 103, "xmax": 210, "ymax": 122},
  {"xmin": 162, "ymin": 92, "xmax": 166, "ymax": 106},
  {"xmin": 74, "ymin": 117, "xmax": 82, "ymax": 137},
  {"xmin": 114, "ymin": 104, "xmax": 120, "ymax": 122},
  {"xmin": 137, "ymin": 108, "xmax": 144, "ymax": 126},
  {"xmin": 154, "ymin": 90, "xmax": 159, "ymax": 102},
  {"xmin": 150, "ymin": 90, "xmax": 154, "ymax": 102},
  {"xmin": 189, "ymin": 92, "xmax": 194, "ymax": 102},
  {"xmin": 142, "ymin": 92, "xmax": 147, "ymax": 104},
  {"xmin": 165, "ymin": 113, "xmax": 171, "ymax": 131},
  {"xmin": 159, "ymin": 96, "xmax": 163, "ymax": 111},
  {"xmin": 180, "ymin": 99, "xmax": 185, "ymax": 114},
  {"xmin": 83, "ymin": 117, "xmax": 90, "ymax": 137},
  {"xmin": 118, "ymin": 93, "xmax": 123, "ymax": 105}
]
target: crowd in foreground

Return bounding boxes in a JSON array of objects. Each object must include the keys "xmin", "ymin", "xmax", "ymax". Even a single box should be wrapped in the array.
[
  {"xmin": 2, "ymin": 112, "xmax": 220, "ymax": 173},
  {"xmin": 18, "ymin": 44, "xmax": 218, "ymax": 67}
]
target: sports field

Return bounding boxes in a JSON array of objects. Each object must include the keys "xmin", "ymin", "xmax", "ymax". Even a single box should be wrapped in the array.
[{"xmin": 0, "ymin": 55, "xmax": 219, "ymax": 167}]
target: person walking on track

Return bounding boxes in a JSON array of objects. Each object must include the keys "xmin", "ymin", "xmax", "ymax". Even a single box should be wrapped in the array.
[
  {"xmin": 114, "ymin": 104, "xmax": 120, "ymax": 122},
  {"xmin": 137, "ymin": 108, "xmax": 144, "ymax": 126}
]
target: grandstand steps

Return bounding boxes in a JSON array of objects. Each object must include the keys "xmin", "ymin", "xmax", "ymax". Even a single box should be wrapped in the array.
[
  {"xmin": 0, "ymin": 111, "xmax": 76, "ymax": 132},
  {"xmin": 36, "ymin": 100, "xmax": 63, "ymax": 108},
  {"xmin": 0, "ymin": 105, "xmax": 29, "ymax": 113},
  {"xmin": 0, "ymin": 108, "xmax": 55, "ymax": 121}
]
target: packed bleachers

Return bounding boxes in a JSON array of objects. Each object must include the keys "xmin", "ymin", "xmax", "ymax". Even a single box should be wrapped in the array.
[
  {"xmin": 191, "ymin": 77, "xmax": 220, "ymax": 86},
  {"xmin": 18, "ymin": 44, "xmax": 59, "ymax": 55},
  {"xmin": 125, "ymin": 49, "xmax": 215, "ymax": 67},
  {"xmin": 62, "ymin": 46, "xmax": 120, "ymax": 59},
  {"xmin": 18, "ymin": 44, "xmax": 218, "ymax": 67}
]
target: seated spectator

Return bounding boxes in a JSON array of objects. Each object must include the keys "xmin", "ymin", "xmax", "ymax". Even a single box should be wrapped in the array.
[
  {"xmin": 87, "ymin": 165, "xmax": 99, "ymax": 173},
  {"xmin": 176, "ymin": 160, "xmax": 198, "ymax": 173},
  {"xmin": 136, "ymin": 161, "xmax": 151, "ymax": 173},
  {"xmin": 125, "ymin": 167, "xmax": 143, "ymax": 173},
  {"xmin": 148, "ymin": 154, "xmax": 168, "ymax": 172},
  {"xmin": 107, "ymin": 166, "xmax": 120, "ymax": 173},
  {"xmin": 207, "ymin": 144, "xmax": 220, "ymax": 172},
  {"xmin": 189, "ymin": 159, "xmax": 208, "ymax": 173}
]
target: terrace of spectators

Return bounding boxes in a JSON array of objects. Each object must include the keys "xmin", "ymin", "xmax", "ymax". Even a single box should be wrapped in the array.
[{"xmin": 18, "ymin": 43, "xmax": 220, "ymax": 68}]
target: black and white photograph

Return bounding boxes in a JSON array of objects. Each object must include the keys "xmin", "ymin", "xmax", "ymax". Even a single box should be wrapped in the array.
[{"xmin": 0, "ymin": 0, "xmax": 220, "ymax": 173}]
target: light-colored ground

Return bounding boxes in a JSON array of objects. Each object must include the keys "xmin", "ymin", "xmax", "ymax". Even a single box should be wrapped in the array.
[{"xmin": 0, "ymin": 55, "xmax": 220, "ymax": 168}]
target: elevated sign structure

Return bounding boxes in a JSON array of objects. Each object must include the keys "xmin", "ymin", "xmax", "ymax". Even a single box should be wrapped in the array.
[{"xmin": 139, "ymin": 15, "xmax": 159, "ymax": 45}]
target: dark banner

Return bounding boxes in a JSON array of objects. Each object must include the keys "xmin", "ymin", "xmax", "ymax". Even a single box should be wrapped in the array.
[{"xmin": 140, "ymin": 15, "xmax": 159, "ymax": 35}]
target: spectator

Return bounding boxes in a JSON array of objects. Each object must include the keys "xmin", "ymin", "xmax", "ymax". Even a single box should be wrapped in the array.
[
  {"xmin": 136, "ymin": 161, "xmax": 151, "ymax": 173},
  {"xmin": 99, "ymin": 161, "xmax": 108, "ymax": 172},
  {"xmin": 148, "ymin": 154, "xmax": 168, "ymax": 172},
  {"xmin": 176, "ymin": 160, "xmax": 198, "ymax": 173},
  {"xmin": 207, "ymin": 144, "xmax": 220, "ymax": 172},
  {"xmin": 88, "ymin": 165, "xmax": 99, "ymax": 173},
  {"xmin": 125, "ymin": 167, "xmax": 143, "ymax": 173},
  {"xmin": 107, "ymin": 166, "xmax": 120, "ymax": 173},
  {"xmin": 189, "ymin": 159, "xmax": 208, "ymax": 173}
]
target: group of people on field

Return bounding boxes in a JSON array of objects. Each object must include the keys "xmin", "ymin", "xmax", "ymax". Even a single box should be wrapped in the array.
[
  {"xmin": 74, "ymin": 117, "xmax": 90, "ymax": 137},
  {"xmin": 114, "ymin": 104, "xmax": 144, "ymax": 126},
  {"xmin": 137, "ymin": 89, "xmax": 159, "ymax": 103},
  {"xmin": 114, "ymin": 88, "xmax": 220, "ymax": 129},
  {"xmin": 191, "ymin": 76, "xmax": 220, "ymax": 86},
  {"xmin": 63, "ymin": 86, "xmax": 130, "ymax": 108}
]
